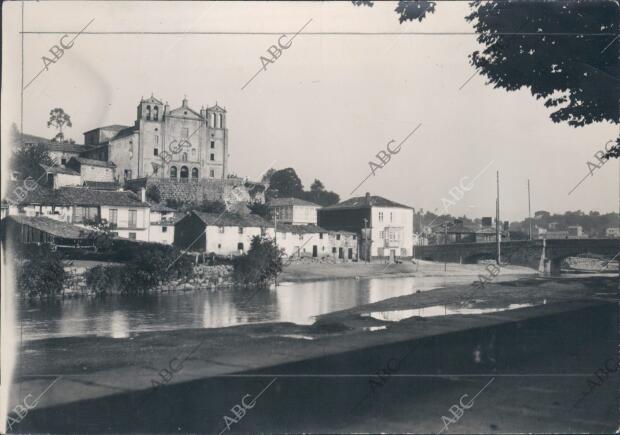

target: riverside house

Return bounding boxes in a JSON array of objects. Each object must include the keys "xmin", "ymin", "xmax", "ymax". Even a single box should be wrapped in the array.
[
  {"xmin": 267, "ymin": 197, "xmax": 321, "ymax": 225},
  {"xmin": 148, "ymin": 202, "xmax": 181, "ymax": 244},
  {"xmin": 174, "ymin": 211, "xmax": 274, "ymax": 255},
  {"xmin": 318, "ymin": 192, "xmax": 414, "ymax": 262},
  {"xmin": 275, "ymin": 222, "xmax": 358, "ymax": 261},
  {"xmin": 3, "ymin": 183, "xmax": 151, "ymax": 241}
]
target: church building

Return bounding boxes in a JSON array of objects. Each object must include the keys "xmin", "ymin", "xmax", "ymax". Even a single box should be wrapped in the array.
[{"xmin": 81, "ymin": 96, "xmax": 228, "ymax": 183}]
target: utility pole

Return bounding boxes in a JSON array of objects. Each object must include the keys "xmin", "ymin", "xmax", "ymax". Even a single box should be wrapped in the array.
[
  {"xmin": 496, "ymin": 171, "xmax": 501, "ymax": 265},
  {"xmin": 528, "ymin": 179, "xmax": 532, "ymax": 240},
  {"xmin": 444, "ymin": 221, "xmax": 448, "ymax": 272}
]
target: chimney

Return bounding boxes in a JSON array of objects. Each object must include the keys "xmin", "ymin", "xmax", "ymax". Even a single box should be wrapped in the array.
[
  {"xmin": 140, "ymin": 187, "xmax": 146, "ymax": 203},
  {"xmin": 365, "ymin": 192, "xmax": 370, "ymax": 204}
]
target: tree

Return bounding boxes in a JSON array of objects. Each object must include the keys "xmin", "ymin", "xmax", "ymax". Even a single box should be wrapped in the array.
[
  {"xmin": 11, "ymin": 142, "xmax": 55, "ymax": 182},
  {"xmin": 47, "ymin": 108, "xmax": 72, "ymax": 142},
  {"xmin": 17, "ymin": 247, "xmax": 66, "ymax": 297},
  {"xmin": 233, "ymin": 236, "xmax": 284, "ymax": 288},
  {"xmin": 354, "ymin": 0, "xmax": 620, "ymax": 157},
  {"xmin": 248, "ymin": 201, "xmax": 270, "ymax": 218},
  {"xmin": 310, "ymin": 179, "xmax": 325, "ymax": 192},
  {"xmin": 146, "ymin": 185, "xmax": 161, "ymax": 203},
  {"xmin": 266, "ymin": 168, "xmax": 304, "ymax": 198}
]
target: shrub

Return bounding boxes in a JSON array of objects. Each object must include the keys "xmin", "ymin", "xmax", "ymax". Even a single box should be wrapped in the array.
[
  {"xmin": 16, "ymin": 247, "xmax": 66, "ymax": 297},
  {"xmin": 233, "ymin": 236, "xmax": 283, "ymax": 288},
  {"xmin": 84, "ymin": 265, "xmax": 124, "ymax": 294},
  {"xmin": 121, "ymin": 245, "xmax": 194, "ymax": 293},
  {"xmin": 146, "ymin": 184, "xmax": 161, "ymax": 203}
]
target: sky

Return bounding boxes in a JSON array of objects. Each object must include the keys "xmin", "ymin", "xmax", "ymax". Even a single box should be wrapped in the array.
[{"xmin": 2, "ymin": 0, "xmax": 618, "ymax": 221}]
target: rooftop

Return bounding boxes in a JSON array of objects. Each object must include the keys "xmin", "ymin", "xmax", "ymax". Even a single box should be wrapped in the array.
[
  {"xmin": 40, "ymin": 164, "xmax": 80, "ymax": 176},
  {"xmin": 84, "ymin": 124, "xmax": 131, "ymax": 134},
  {"xmin": 267, "ymin": 197, "xmax": 321, "ymax": 208},
  {"xmin": 322, "ymin": 194, "xmax": 413, "ymax": 210},
  {"xmin": 5, "ymin": 215, "xmax": 94, "ymax": 240},
  {"xmin": 192, "ymin": 211, "xmax": 273, "ymax": 228},
  {"xmin": 5, "ymin": 183, "xmax": 149, "ymax": 208},
  {"xmin": 82, "ymin": 181, "xmax": 121, "ymax": 191},
  {"xmin": 75, "ymin": 157, "xmax": 117, "ymax": 168}
]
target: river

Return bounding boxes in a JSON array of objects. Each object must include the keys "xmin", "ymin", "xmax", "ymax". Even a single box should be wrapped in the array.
[{"xmin": 18, "ymin": 274, "xmax": 534, "ymax": 341}]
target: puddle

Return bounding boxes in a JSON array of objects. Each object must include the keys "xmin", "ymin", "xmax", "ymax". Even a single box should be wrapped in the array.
[
  {"xmin": 279, "ymin": 334, "xmax": 315, "ymax": 340},
  {"xmin": 362, "ymin": 326, "xmax": 388, "ymax": 332},
  {"xmin": 362, "ymin": 303, "xmax": 535, "ymax": 322}
]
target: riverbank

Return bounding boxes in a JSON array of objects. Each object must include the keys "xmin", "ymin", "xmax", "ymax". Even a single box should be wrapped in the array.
[
  {"xmin": 9, "ymin": 275, "xmax": 618, "ymax": 433},
  {"xmin": 280, "ymin": 259, "xmax": 535, "ymax": 282}
]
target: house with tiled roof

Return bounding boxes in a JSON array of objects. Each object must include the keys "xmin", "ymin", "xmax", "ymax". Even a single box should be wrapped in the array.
[
  {"xmin": 147, "ymin": 202, "xmax": 181, "ymax": 245},
  {"xmin": 174, "ymin": 211, "xmax": 274, "ymax": 255},
  {"xmin": 79, "ymin": 95, "xmax": 229, "ymax": 183},
  {"xmin": 273, "ymin": 222, "xmax": 358, "ymax": 261},
  {"xmin": 40, "ymin": 164, "xmax": 81, "ymax": 189},
  {"xmin": 318, "ymin": 192, "xmax": 414, "ymax": 261},
  {"xmin": 66, "ymin": 157, "xmax": 116, "ymax": 183},
  {"xmin": 266, "ymin": 197, "xmax": 321, "ymax": 225},
  {"xmin": 1, "ymin": 215, "xmax": 96, "ymax": 250},
  {"xmin": 3, "ymin": 183, "xmax": 151, "ymax": 241}
]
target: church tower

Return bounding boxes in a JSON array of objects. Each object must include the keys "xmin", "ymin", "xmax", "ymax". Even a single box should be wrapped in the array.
[{"xmin": 204, "ymin": 104, "xmax": 228, "ymax": 179}]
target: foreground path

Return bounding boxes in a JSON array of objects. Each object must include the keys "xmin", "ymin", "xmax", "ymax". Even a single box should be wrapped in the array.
[{"xmin": 7, "ymin": 277, "xmax": 619, "ymax": 433}]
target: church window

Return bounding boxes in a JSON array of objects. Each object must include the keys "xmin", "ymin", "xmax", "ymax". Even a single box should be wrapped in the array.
[
  {"xmin": 180, "ymin": 166, "xmax": 189, "ymax": 179},
  {"xmin": 170, "ymin": 166, "xmax": 177, "ymax": 178},
  {"xmin": 210, "ymin": 140, "xmax": 215, "ymax": 149},
  {"xmin": 192, "ymin": 168, "xmax": 199, "ymax": 178},
  {"xmin": 210, "ymin": 113, "xmax": 215, "ymax": 127},
  {"xmin": 209, "ymin": 169, "xmax": 215, "ymax": 178},
  {"xmin": 146, "ymin": 105, "xmax": 151, "ymax": 121},
  {"xmin": 153, "ymin": 106, "xmax": 159, "ymax": 121},
  {"xmin": 154, "ymin": 148, "xmax": 158, "ymax": 156},
  {"xmin": 181, "ymin": 127, "xmax": 189, "ymax": 138},
  {"xmin": 218, "ymin": 114, "xmax": 223, "ymax": 128},
  {"xmin": 210, "ymin": 153, "xmax": 215, "ymax": 161}
]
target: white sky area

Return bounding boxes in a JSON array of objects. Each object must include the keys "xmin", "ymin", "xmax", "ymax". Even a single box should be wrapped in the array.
[{"xmin": 2, "ymin": 1, "xmax": 618, "ymax": 221}]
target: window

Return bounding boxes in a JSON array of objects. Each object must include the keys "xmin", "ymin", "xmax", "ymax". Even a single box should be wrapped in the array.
[
  {"xmin": 238, "ymin": 227, "xmax": 244, "ymax": 234},
  {"xmin": 124, "ymin": 169, "xmax": 132, "ymax": 180},
  {"xmin": 379, "ymin": 212, "xmax": 384, "ymax": 222},
  {"xmin": 154, "ymin": 148, "xmax": 159, "ymax": 156},
  {"xmin": 353, "ymin": 235, "xmax": 357, "ymax": 240},
  {"xmin": 155, "ymin": 135, "xmax": 159, "ymax": 144},
  {"xmin": 61, "ymin": 158, "xmax": 67, "ymax": 165},
  {"xmin": 219, "ymin": 226, "xmax": 225, "ymax": 234},
  {"xmin": 162, "ymin": 226, "xmax": 168, "ymax": 233},
  {"xmin": 153, "ymin": 106, "xmax": 159, "ymax": 121},
  {"xmin": 210, "ymin": 153, "xmax": 215, "ymax": 161},
  {"xmin": 299, "ymin": 234, "xmax": 304, "ymax": 240},
  {"xmin": 170, "ymin": 166, "xmax": 177, "ymax": 178},
  {"xmin": 319, "ymin": 233, "xmax": 323, "ymax": 239},
  {"xmin": 109, "ymin": 209, "xmax": 118, "ymax": 226},
  {"xmin": 390, "ymin": 212, "xmax": 393, "ymax": 222},
  {"xmin": 210, "ymin": 113, "xmax": 215, "ymax": 127},
  {"xmin": 181, "ymin": 127, "xmax": 189, "ymax": 138},
  {"xmin": 336, "ymin": 234, "xmax": 341, "ymax": 240},
  {"xmin": 128, "ymin": 209, "xmax": 137, "ymax": 229},
  {"xmin": 129, "ymin": 232, "xmax": 137, "ymax": 240},
  {"xmin": 192, "ymin": 168, "xmax": 199, "ymax": 178},
  {"xmin": 146, "ymin": 105, "xmax": 151, "ymax": 121},
  {"xmin": 218, "ymin": 114, "xmax": 223, "ymax": 128},
  {"xmin": 210, "ymin": 140, "xmax": 215, "ymax": 149},
  {"xmin": 332, "ymin": 247, "xmax": 337, "ymax": 254},
  {"xmin": 237, "ymin": 242, "xmax": 244, "ymax": 251},
  {"xmin": 180, "ymin": 166, "xmax": 189, "ymax": 179},
  {"xmin": 209, "ymin": 169, "xmax": 215, "ymax": 178}
]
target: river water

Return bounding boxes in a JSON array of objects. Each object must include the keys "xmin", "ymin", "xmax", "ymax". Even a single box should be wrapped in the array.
[{"xmin": 18, "ymin": 274, "xmax": 534, "ymax": 341}]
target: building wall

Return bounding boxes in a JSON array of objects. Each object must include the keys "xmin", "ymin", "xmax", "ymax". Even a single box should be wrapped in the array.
[
  {"xmin": 369, "ymin": 207, "xmax": 414, "ymax": 258},
  {"xmin": 48, "ymin": 150, "xmax": 81, "ymax": 166},
  {"xmin": 100, "ymin": 205, "xmax": 150, "ymax": 241},
  {"xmin": 80, "ymin": 164, "xmax": 115, "ymax": 183},
  {"xmin": 148, "ymin": 224, "xmax": 174, "ymax": 244},
  {"xmin": 53, "ymin": 173, "xmax": 82, "ymax": 189},
  {"xmin": 174, "ymin": 213, "xmax": 206, "ymax": 251},
  {"xmin": 108, "ymin": 133, "xmax": 139, "ymax": 182},
  {"xmin": 275, "ymin": 230, "xmax": 358, "ymax": 260},
  {"xmin": 205, "ymin": 226, "xmax": 274, "ymax": 255}
]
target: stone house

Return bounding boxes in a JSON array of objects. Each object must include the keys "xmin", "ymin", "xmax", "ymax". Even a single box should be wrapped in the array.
[
  {"xmin": 67, "ymin": 157, "xmax": 116, "ymax": 183},
  {"xmin": 274, "ymin": 223, "xmax": 357, "ymax": 261}
]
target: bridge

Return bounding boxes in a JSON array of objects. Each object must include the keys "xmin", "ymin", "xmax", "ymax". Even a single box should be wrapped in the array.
[{"xmin": 414, "ymin": 239, "xmax": 619, "ymax": 274}]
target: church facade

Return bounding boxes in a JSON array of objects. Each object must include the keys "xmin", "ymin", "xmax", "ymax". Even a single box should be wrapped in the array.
[{"xmin": 82, "ymin": 96, "xmax": 228, "ymax": 183}]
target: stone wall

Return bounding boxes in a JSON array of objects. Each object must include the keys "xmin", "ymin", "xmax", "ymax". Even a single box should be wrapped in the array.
[{"xmin": 126, "ymin": 177, "xmax": 265, "ymax": 204}]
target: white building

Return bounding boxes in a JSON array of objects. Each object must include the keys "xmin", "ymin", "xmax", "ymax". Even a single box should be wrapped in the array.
[
  {"xmin": 275, "ymin": 223, "xmax": 358, "ymax": 261},
  {"xmin": 319, "ymin": 193, "xmax": 414, "ymax": 261},
  {"xmin": 267, "ymin": 197, "xmax": 321, "ymax": 225},
  {"xmin": 148, "ymin": 202, "xmax": 180, "ymax": 244},
  {"xmin": 3, "ymin": 183, "xmax": 151, "ymax": 241},
  {"xmin": 174, "ymin": 211, "xmax": 274, "ymax": 255}
]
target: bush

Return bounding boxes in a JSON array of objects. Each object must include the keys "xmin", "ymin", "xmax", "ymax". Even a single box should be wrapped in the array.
[
  {"xmin": 121, "ymin": 244, "xmax": 194, "ymax": 293},
  {"xmin": 146, "ymin": 185, "xmax": 161, "ymax": 203},
  {"xmin": 16, "ymin": 247, "xmax": 66, "ymax": 297},
  {"xmin": 84, "ymin": 265, "xmax": 124, "ymax": 294},
  {"xmin": 233, "ymin": 236, "xmax": 283, "ymax": 288}
]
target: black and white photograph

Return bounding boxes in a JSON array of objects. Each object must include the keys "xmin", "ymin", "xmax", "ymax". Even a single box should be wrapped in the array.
[{"xmin": 1, "ymin": 0, "xmax": 619, "ymax": 433}]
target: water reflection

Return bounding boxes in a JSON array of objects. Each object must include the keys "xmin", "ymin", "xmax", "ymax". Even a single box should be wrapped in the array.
[
  {"xmin": 17, "ymin": 274, "xmax": 533, "ymax": 341},
  {"xmin": 363, "ymin": 303, "xmax": 535, "ymax": 322}
]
